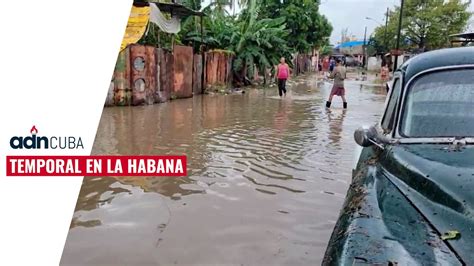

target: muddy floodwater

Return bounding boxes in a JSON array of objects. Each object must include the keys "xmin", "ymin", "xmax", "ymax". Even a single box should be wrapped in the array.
[{"xmin": 61, "ymin": 74, "xmax": 387, "ymax": 265}]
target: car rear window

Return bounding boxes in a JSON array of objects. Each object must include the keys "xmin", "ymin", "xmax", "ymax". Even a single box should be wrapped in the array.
[{"xmin": 400, "ymin": 68, "xmax": 474, "ymax": 137}]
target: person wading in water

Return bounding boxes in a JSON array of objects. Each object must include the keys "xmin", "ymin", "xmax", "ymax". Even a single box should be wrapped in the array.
[
  {"xmin": 275, "ymin": 57, "xmax": 290, "ymax": 97},
  {"xmin": 380, "ymin": 63, "xmax": 389, "ymax": 81},
  {"xmin": 326, "ymin": 59, "xmax": 347, "ymax": 109}
]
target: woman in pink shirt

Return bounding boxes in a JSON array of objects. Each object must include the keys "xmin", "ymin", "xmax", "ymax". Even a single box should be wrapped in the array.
[{"xmin": 276, "ymin": 57, "xmax": 290, "ymax": 97}]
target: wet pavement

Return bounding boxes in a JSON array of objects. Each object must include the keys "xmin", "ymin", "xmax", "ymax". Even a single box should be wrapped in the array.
[{"xmin": 61, "ymin": 73, "xmax": 387, "ymax": 265}]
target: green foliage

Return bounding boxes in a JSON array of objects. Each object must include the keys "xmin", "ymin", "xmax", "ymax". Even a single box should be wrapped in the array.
[
  {"xmin": 232, "ymin": 16, "xmax": 291, "ymax": 73},
  {"xmin": 231, "ymin": 0, "xmax": 291, "ymax": 74},
  {"xmin": 180, "ymin": 0, "xmax": 292, "ymax": 76},
  {"xmin": 179, "ymin": 10, "xmax": 236, "ymax": 50},
  {"xmin": 367, "ymin": 36, "xmax": 386, "ymax": 55},
  {"xmin": 373, "ymin": 0, "xmax": 471, "ymax": 50},
  {"xmin": 147, "ymin": 0, "xmax": 332, "ymax": 80},
  {"xmin": 139, "ymin": 23, "xmax": 173, "ymax": 50},
  {"xmin": 259, "ymin": 0, "xmax": 332, "ymax": 53},
  {"xmin": 319, "ymin": 44, "xmax": 333, "ymax": 56}
]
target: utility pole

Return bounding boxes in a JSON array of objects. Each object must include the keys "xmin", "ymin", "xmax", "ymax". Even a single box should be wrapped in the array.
[
  {"xmin": 200, "ymin": 15, "xmax": 205, "ymax": 94},
  {"xmin": 363, "ymin": 26, "xmax": 367, "ymax": 68},
  {"xmin": 393, "ymin": 0, "xmax": 405, "ymax": 73},
  {"xmin": 384, "ymin": 8, "xmax": 389, "ymax": 52}
]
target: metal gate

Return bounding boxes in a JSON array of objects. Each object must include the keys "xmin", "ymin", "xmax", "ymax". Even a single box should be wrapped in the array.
[
  {"xmin": 173, "ymin": 45, "xmax": 193, "ymax": 99},
  {"xmin": 155, "ymin": 48, "xmax": 173, "ymax": 103}
]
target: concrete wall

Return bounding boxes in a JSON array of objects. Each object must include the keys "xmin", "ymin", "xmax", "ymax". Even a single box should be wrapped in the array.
[
  {"xmin": 367, "ymin": 56, "xmax": 382, "ymax": 72},
  {"xmin": 340, "ymin": 45, "xmax": 363, "ymax": 56}
]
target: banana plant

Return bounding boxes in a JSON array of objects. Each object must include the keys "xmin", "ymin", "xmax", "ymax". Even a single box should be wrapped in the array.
[{"xmin": 231, "ymin": 0, "xmax": 290, "ymax": 83}]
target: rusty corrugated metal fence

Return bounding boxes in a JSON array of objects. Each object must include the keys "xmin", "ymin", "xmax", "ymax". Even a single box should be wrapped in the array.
[{"xmin": 108, "ymin": 45, "xmax": 233, "ymax": 107}]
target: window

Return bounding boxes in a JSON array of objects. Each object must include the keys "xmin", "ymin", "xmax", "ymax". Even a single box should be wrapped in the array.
[
  {"xmin": 381, "ymin": 78, "xmax": 402, "ymax": 133},
  {"xmin": 400, "ymin": 69, "xmax": 474, "ymax": 137}
]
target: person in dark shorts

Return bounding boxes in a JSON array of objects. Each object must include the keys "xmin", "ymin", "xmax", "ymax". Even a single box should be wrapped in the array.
[
  {"xmin": 275, "ymin": 57, "xmax": 290, "ymax": 97},
  {"xmin": 326, "ymin": 59, "xmax": 347, "ymax": 109},
  {"xmin": 329, "ymin": 57, "xmax": 336, "ymax": 72}
]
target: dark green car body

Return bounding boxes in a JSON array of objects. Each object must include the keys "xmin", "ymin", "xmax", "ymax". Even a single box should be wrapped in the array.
[{"xmin": 323, "ymin": 47, "xmax": 474, "ymax": 265}]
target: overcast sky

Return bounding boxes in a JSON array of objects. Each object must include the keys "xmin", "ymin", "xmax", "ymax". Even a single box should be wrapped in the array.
[{"xmin": 320, "ymin": 0, "xmax": 398, "ymax": 44}]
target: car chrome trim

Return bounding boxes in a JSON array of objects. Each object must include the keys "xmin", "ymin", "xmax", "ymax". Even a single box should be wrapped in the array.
[
  {"xmin": 396, "ymin": 138, "xmax": 474, "ymax": 144},
  {"xmin": 352, "ymin": 145, "xmax": 363, "ymax": 171},
  {"xmin": 394, "ymin": 64, "xmax": 474, "ymax": 139},
  {"xmin": 379, "ymin": 72, "xmax": 403, "ymax": 137}
]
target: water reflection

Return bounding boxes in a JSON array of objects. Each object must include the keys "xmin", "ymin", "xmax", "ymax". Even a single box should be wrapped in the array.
[
  {"xmin": 274, "ymin": 100, "xmax": 290, "ymax": 134},
  {"xmin": 326, "ymin": 109, "xmax": 347, "ymax": 145},
  {"xmin": 61, "ymin": 75, "xmax": 386, "ymax": 265}
]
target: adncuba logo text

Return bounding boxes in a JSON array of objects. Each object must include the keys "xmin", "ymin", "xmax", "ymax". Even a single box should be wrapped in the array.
[{"xmin": 10, "ymin": 126, "xmax": 84, "ymax": 150}]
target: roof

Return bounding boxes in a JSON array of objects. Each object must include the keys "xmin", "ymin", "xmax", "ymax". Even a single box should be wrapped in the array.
[
  {"xmin": 399, "ymin": 47, "xmax": 474, "ymax": 82},
  {"xmin": 450, "ymin": 32, "xmax": 474, "ymax": 40},
  {"xmin": 155, "ymin": 2, "xmax": 204, "ymax": 17},
  {"xmin": 336, "ymin": 41, "xmax": 365, "ymax": 49},
  {"xmin": 133, "ymin": 1, "xmax": 205, "ymax": 17}
]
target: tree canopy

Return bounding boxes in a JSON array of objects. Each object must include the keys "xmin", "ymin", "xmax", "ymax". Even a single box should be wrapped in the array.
[
  {"xmin": 141, "ymin": 0, "xmax": 332, "ymax": 81},
  {"xmin": 372, "ymin": 0, "xmax": 471, "ymax": 51},
  {"xmin": 259, "ymin": 0, "xmax": 332, "ymax": 52}
]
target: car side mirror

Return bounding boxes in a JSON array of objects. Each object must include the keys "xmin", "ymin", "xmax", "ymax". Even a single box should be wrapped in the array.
[
  {"xmin": 354, "ymin": 125, "xmax": 391, "ymax": 149},
  {"xmin": 354, "ymin": 126, "xmax": 378, "ymax": 147}
]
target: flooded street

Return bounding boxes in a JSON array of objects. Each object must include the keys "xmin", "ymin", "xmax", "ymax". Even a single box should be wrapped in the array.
[{"xmin": 61, "ymin": 74, "xmax": 387, "ymax": 265}]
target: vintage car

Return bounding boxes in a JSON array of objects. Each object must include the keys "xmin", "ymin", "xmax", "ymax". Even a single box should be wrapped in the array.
[{"xmin": 323, "ymin": 47, "xmax": 474, "ymax": 265}]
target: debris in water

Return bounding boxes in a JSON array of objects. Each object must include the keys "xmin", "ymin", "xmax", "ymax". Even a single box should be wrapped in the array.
[
  {"xmin": 171, "ymin": 193, "xmax": 182, "ymax": 200},
  {"xmin": 158, "ymin": 223, "xmax": 167, "ymax": 229},
  {"xmin": 441, "ymin": 230, "xmax": 460, "ymax": 240}
]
